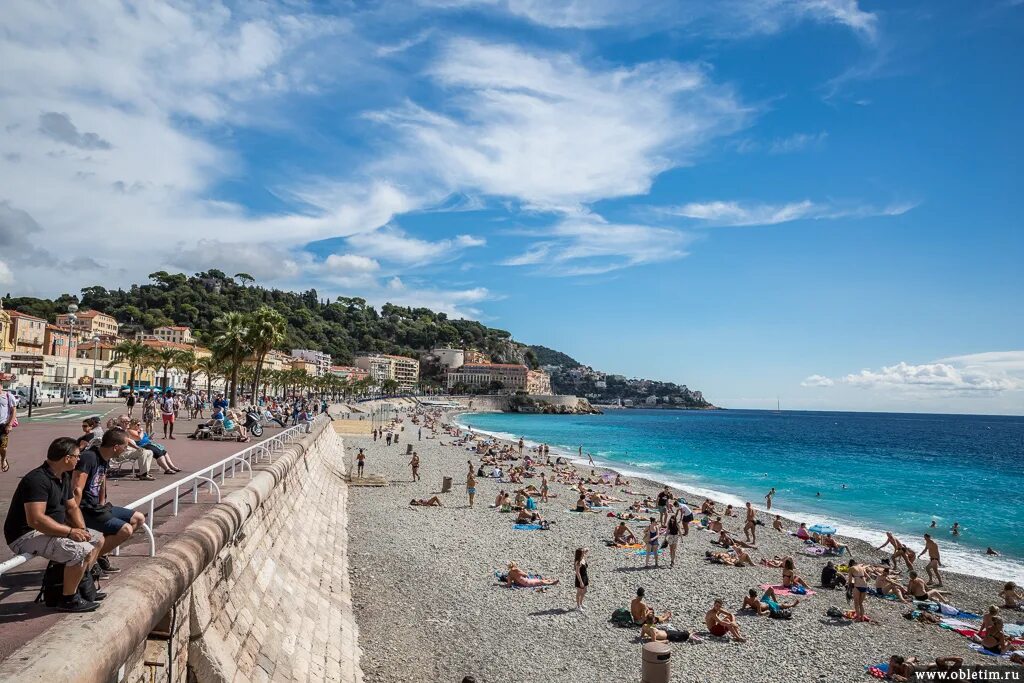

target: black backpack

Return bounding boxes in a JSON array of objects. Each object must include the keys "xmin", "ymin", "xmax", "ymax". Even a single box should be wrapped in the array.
[{"xmin": 36, "ymin": 561, "xmax": 102, "ymax": 607}]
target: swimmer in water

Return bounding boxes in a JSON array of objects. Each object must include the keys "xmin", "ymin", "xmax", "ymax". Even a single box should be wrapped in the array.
[
  {"xmin": 951, "ymin": 522, "xmax": 960, "ymax": 536},
  {"xmin": 930, "ymin": 520, "xmax": 936, "ymax": 529},
  {"xmin": 987, "ymin": 547, "xmax": 1000, "ymax": 556},
  {"xmin": 815, "ymin": 492, "xmax": 821, "ymax": 497}
]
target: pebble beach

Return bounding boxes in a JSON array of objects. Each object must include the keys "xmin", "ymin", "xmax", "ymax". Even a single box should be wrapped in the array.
[{"xmin": 346, "ymin": 407, "xmax": 1018, "ymax": 683}]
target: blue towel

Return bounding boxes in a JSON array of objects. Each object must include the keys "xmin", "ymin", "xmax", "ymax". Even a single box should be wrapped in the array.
[{"xmin": 513, "ymin": 524, "xmax": 543, "ymax": 531}]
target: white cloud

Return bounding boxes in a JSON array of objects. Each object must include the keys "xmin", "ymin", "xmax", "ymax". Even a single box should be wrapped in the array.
[
  {"xmin": 503, "ymin": 214, "xmax": 691, "ymax": 276},
  {"xmin": 807, "ymin": 351, "xmax": 1024, "ymax": 397},
  {"xmin": 346, "ymin": 227, "xmax": 486, "ymax": 265},
  {"xmin": 737, "ymin": 131, "xmax": 828, "ymax": 155},
  {"xmin": 368, "ymin": 38, "xmax": 749, "ymax": 210},
  {"xmin": 0, "ymin": 260, "xmax": 13, "ymax": 286},
  {"xmin": 669, "ymin": 199, "xmax": 916, "ymax": 227},
  {"xmin": 421, "ymin": 0, "xmax": 877, "ymax": 38},
  {"xmin": 323, "ymin": 254, "xmax": 381, "ymax": 273}
]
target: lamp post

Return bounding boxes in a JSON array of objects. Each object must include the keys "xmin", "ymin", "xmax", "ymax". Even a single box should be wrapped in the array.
[
  {"xmin": 91, "ymin": 335, "xmax": 99, "ymax": 404},
  {"xmin": 62, "ymin": 304, "xmax": 78, "ymax": 406}
]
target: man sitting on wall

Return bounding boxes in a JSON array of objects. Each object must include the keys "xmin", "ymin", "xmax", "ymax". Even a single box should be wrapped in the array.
[
  {"xmin": 3, "ymin": 437, "xmax": 104, "ymax": 612},
  {"xmin": 72, "ymin": 429, "xmax": 147, "ymax": 575}
]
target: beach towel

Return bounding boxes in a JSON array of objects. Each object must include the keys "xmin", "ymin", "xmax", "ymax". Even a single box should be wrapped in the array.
[
  {"xmin": 760, "ymin": 584, "xmax": 817, "ymax": 597},
  {"xmin": 966, "ymin": 643, "xmax": 1023, "ymax": 658},
  {"xmin": 513, "ymin": 524, "xmax": 544, "ymax": 531},
  {"xmin": 865, "ymin": 663, "xmax": 888, "ymax": 678},
  {"xmin": 635, "ymin": 548, "xmax": 666, "ymax": 556},
  {"xmin": 605, "ymin": 542, "xmax": 643, "ymax": 549},
  {"xmin": 1006, "ymin": 624, "xmax": 1024, "ymax": 638}
]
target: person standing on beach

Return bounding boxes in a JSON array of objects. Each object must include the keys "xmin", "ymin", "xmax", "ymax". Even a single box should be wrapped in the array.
[
  {"xmin": 665, "ymin": 513, "xmax": 681, "ymax": 568},
  {"xmin": 574, "ymin": 547, "xmax": 589, "ymax": 611},
  {"xmin": 677, "ymin": 501, "xmax": 694, "ymax": 536},
  {"xmin": 848, "ymin": 560, "xmax": 870, "ymax": 622},
  {"xmin": 356, "ymin": 449, "xmax": 365, "ymax": 478},
  {"xmin": 765, "ymin": 487, "xmax": 775, "ymax": 510},
  {"xmin": 409, "ymin": 452, "xmax": 420, "ymax": 482},
  {"xmin": 466, "ymin": 461, "xmax": 477, "ymax": 508},
  {"xmin": 920, "ymin": 534, "xmax": 943, "ymax": 587},
  {"xmin": 657, "ymin": 486, "xmax": 672, "ymax": 525},
  {"xmin": 743, "ymin": 502, "xmax": 757, "ymax": 544},
  {"xmin": 645, "ymin": 518, "xmax": 660, "ymax": 568},
  {"xmin": 518, "ymin": 438, "xmax": 524, "ymax": 455},
  {"xmin": 540, "ymin": 472, "xmax": 549, "ymax": 502}
]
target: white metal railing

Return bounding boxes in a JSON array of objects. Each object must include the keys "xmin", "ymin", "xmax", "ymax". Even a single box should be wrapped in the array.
[{"xmin": 1, "ymin": 417, "xmax": 324, "ymax": 573}]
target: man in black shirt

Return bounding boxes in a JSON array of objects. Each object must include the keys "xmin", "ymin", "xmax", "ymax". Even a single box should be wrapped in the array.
[
  {"xmin": 3, "ymin": 437, "xmax": 104, "ymax": 612},
  {"xmin": 72, "ymin": 429, "xmax": 145, "ymax": 574}
]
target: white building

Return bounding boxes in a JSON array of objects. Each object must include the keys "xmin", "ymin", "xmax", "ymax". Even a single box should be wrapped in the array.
[
  {"xmin": 431, "ymin": 348, "xmax": 465, "ymax": 369},
  {"xmin": 291, "ymin": 349, "xmax": 332, "ymax": 377},
  {"xmin": 153, "ymin": 325, "xmax": 194, "ymax": 345},
  {"xmin": 354, "ymin": 354, "xmax": 420, "ymax": 391}
]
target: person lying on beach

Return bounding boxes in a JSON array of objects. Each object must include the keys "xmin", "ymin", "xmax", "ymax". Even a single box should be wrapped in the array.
[
  {"xmin": 716, "ymin": 530, "xmax": 756, "ymax": 549},
  {"xmin": 504, "ymin": 562, "xmax": 559, "ymax": 588},
  {"xmin": 1001, "ymin": 582, "xmax": 1024, "ymax": 609},
  {"xmin": 705, "ymin": 549, "xmax": 754, "ymax": 567},
  {"xmin": 820, "ymin": 535, "xmax": 849, "ymax": 555},
  {"xmin": 760, "ymin": 556, "xmax": 788, "ymax": 568},
  {"xmin": 742, "ymin": 587, "xmax": 798, "ymax": 616},
  {"xmin": 630, "ymin": 587, "xmax": 671, "ymax": 624},
  {"xmin": 515, "ymin": 508, "xmax": 544, "ymax": 525},
  {"xmin": 874, "ymin": 568, "xmax": 910, "ymax": 601},
  {"xmin": 772, "ymin": 515, "xmax": 784, "ymax": 532},
  {"xmin": 410, "ymin": 496, "xmax": 443, "ymax": 507},
  {"xmin": 641, "ymin": 614, "xmax": 694, "ymax": 643},
  {"xmin": 887, "ymin": 656, "xmax": 917, "ymax": 682},
  {"xmin": 613, "ymin": 522, "xmax": 637, "ymax": 545},
  {"xmin": 907, "ymin": 571, "xmax": 949, "ymax": 602},
  {"xmin": 781, "ymin": 558, "xmax": 810, "ymax": 590},
  {"xmin": 616, "ymin": 512, "xmax": 643, "ymax": 521},
  {"xmin": 705, "ymin": 599, "xmax": 746, "ymax": 642}
]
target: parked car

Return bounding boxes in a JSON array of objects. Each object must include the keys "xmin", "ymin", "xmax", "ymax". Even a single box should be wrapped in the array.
[
  {"xmin": 68, "ymin": 389, "xmax": 91, "ymax": 404},
  {"xmin": 15, "ymin": 387, "xmax": 42, "ymax": 407}
]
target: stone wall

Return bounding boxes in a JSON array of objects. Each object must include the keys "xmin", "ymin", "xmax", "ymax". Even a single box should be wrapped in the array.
[
  {"xmin": 0, "ymin": 420, "xmax": 362, "ymax": 683},
  {"xmin": 452, "ymin": 394, "xmax": 596, "ymax": 413}
]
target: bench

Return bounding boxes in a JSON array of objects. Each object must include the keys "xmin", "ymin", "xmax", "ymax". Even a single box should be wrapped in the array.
[{"xmin": 0, "ymin": 553, "xmax": 33, "ymax": 576}]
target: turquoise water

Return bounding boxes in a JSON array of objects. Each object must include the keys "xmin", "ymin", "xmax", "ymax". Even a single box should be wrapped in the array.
[{"xmin": 458, "ymin": 409, "xmax": 1024, "ymax": 582}]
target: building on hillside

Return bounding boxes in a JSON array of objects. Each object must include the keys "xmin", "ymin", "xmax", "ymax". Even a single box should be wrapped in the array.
[
  {"xmin": 44, "ymin": 324, "xmax": 79, "ymax": 358},
  {"xmin": 7, "ymin": 310, "xmax": 47, "ymax": 354},
  {"xmin": 645, "ymin": 395, "xmax": 659, "ymax": 406},
  {"xmin": 354, "ymin": 354, "xmax": 420, "ymax": 391},
  {"xmin": 331, "ymin": 365, "xmax": 370, "ymax": 382},
  {"xmin": 0, "ymin": 303, "xmax": 11, "ymax": 353},
  {"xmin": 153, "ymin": 325, "xmax": 194, "ymax": 344},
  {"xmin": 431, "ymin": 348, "xmax": 465, "ymax": 369},
  {"xmin": 290, "ymin": 358, "xmax": 318, "ymax": 376},
  {"xmin": 464, "ymin": 349, "xmax": 490, "ymax": 364},
  {"xmin": 446, "ymin": 363, "xmax": 528, "ymax": 393},
  {"xmin": 526, "ymin": 369, "xmax": 552, "ymax": 395},
  {"xmin": 56, "ymin": 309, "xmax": 119, "ymax": 341},
  {"xmin": 291, "ymin": 349, "xmax": 331, "ymax": 377},
  {"xmin": 252, "ymin": 349, "xmax": 294, "ymax": 373}
]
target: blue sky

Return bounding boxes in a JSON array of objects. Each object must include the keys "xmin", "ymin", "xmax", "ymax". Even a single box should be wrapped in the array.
[{"xmin": 1, "ymin": 1, "xmax": 1022, "ymax": 414}]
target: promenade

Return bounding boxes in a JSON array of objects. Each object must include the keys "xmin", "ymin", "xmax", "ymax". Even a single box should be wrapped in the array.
[{"xmin": 0, "ymin": 400, "xmax": 294, "ymax": 662}]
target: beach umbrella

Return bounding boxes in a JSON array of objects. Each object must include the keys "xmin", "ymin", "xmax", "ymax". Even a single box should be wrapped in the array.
[{"xmin": 808, "ymin": 524, "xmax": 837, "ymax": 536}]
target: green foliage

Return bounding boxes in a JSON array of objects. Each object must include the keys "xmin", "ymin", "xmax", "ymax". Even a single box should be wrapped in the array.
[{"xmin": 528, "ymin": 345, "xmax": 581, "ymax": 369}]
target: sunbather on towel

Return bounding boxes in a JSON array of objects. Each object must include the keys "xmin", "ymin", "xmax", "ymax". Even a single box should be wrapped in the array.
[
  {"xmin": 874, "ymin": 568, "xmax": 910, "ymax": 602},
  {"xmin": 410, "ymin": 496, "xmax": 442, "ymax": 507},
  {"xmin": 781, "ymin": 558, "xmax": 810, "ymax": 590},
  {"xmin": 613, "ymin": 521, "xmax": 637, "ymax": 545},
  {"xmin": 742, "ymin": 587, "xmax": 798, "ymax": 616},
  {"xmin": 515, "ymin": 509, "xmax": 543, "ymax": 525},
  {"xmin": 907, "ymin": 571, "xmax": 950, "ymax": 602},
  {"xmin": 641, "ymin": 614, "xmax": 694, "ymax": 643},
  {"xmin": 972, "ymin": 616, "xmax": 1013, "ymax": 654},
  {"xmin": 630, "ymin": 587, "xmax": 671, "ymax": 624},
  {"xmin": 505, "ymin": 562, "xmax": 558, "ymax": 588},
  {"xmin": 1002, "ymin": 582, "xmax": 1024, "ymax": 609}
]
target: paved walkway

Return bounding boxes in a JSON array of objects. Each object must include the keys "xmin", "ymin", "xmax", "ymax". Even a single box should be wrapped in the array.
[{"xmin": 0, "ymin": 409, "xmax": 293, "ymax": 662}]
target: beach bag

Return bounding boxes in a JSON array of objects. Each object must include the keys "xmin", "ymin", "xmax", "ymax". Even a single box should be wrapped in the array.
[
  {"xmin": 789, "ymin": 584, "xmax": 807, "ymax": 595},
  {"xmin": 37, "ymin": 561, "xmax": 66, "ymax": 608},
  {"xmin": 610, "ymin": 608, "xmax": 634, "ymax": 627},
  {"xmin": 768, "ymin": 607, "xmax": 793, "ymax": 620}
]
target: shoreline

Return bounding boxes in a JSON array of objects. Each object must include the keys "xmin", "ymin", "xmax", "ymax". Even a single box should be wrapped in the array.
[
  {"xmin": 347, "ymin": 405, "xmax": 1016, "ymax": 683},
  {"xmin": 453, "ymin": 412, "xmax": 1024, "ymax": 585}
]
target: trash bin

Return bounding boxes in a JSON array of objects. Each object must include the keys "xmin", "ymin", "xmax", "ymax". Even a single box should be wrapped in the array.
[
  {"xmin": 406, "ymin": 444, "xmax": 413, "ymax": 455},
  {"xmin": 641, "ymin": 641, "xmax": 670, "ymax": 683},
  {"xmin": 441, "ymin": 476, "xmax": 452, "ymax": 493}
]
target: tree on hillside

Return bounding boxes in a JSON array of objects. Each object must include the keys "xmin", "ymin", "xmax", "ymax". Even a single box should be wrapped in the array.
[
  {"xmin": 108, "ymin": 340, "xmax": 151, "ymax": 392},
  {"xmin": 211, "ymin": 312, "xmax": 252, "ymax": 407},
  {"xmin": 246, "ymin": 306, "xmax": 287, "ymax": 400}
]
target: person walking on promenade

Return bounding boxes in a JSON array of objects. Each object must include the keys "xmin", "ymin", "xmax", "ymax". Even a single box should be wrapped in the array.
[
  {"xmin": 142, "ymin": 393, "xmax": 157, "ymax": 437},
  {"xmin": 466, "ymin": 461, "xmax": 477, "ymax": 508},
  {"xmin": 0, "ymin": 387, "xmax": 15, "ymax": 473},
  {"xmin": 125, "ymin": 390, "xmax": 136, "ymax": 418},
  {"xmin": 161, "ymin": 390, "xmax": 176, "ymax": 440},
  {"xmin": 574, "ymin": 547, "xmax": 589, "ymax": 611},
  {"xmin": 386, "ymin": 432, "xmax": 392, "ymax": 446},
  {"xmin": 410, "ymin": 452, "xmax": 420, "ymax": 482}
]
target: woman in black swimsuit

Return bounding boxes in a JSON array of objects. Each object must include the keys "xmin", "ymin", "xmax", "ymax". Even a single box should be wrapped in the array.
[
  {"xmin": 574, "ymin": 547, "xmax": 589, "ymax": 611},
  {"xmin": 973, "ymin": 615, "xmax": 1010, "ymax": 654}
]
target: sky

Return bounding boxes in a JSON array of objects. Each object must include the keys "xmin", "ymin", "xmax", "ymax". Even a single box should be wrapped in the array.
[{"xmin": 0, "ymin": 0, "xmax": 1022, "ymax": 415}]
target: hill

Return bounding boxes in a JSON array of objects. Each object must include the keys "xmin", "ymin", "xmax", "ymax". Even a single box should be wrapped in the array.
[{"xmin": 2, "ymin": 270, "xmax": 712, "ymax": 405}]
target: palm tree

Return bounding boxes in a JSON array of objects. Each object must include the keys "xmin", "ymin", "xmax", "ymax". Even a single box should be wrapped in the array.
[
  {"xmin": 246, "ymin": 306, "xmax": 287, "ymax": 399},
  {"xmin": 211, "ymin": 312, "xmax": 252, "ymax": 407},
  {"xmin": 196, "ymin": 355, "xmax": 220, "ymax": 398},
  {"xmin": 108, "ymin": 340, "xmax": 151, "ymax": 393},
  {"xmin": 151, "ymin": 346, "xmax": 181, "ymax": 392},
  {"xmin": 178, "ymin": 349, "xmax": 202, "ymax": 392}
]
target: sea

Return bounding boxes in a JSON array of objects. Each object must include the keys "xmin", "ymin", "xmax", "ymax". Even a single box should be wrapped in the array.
[{"xmin": 455, "ymin": 408, "xmax": 1024, "ymax": 583}]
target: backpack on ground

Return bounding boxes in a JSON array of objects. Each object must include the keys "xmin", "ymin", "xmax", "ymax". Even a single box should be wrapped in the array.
[
  {"xmin": 36, "ymin": 560, "xmax": 65, "ymax": 608},
  {"xmin": 610, "ymin": 607, "xmax": 635, "ymax": 627}
]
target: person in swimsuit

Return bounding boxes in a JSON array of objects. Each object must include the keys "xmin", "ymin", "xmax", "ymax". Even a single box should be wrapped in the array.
[
  {"xmin": 575, "ymin": 493, "xmax": 589, "ymax": 513},
  {"xmin": 410, "ymin": 496, "xmax": 442, "ymax": 506},
  {"xmin": 848, "ymin": 559, "xmax": 870, "ymax": 621},
  {"xmin": 641, "ymin": 613, "xmax": 692, "ymax": 642},
  {"xmin": 540, "ymin": 473, "xmax": 549, "ymax": 502},
  {"xmin": 781, "ymin": 558, "xmax": 810, "ymax": 590},
  {"xmin": 907, "ymin": 571, "xmax": 950, "ymax": 602},
  {"xmin": 505, "ymin": 561, "xmax": 558, "ymax": 588},
  {"xmin": 613, "ymin": 521, "xmax": 637, "ymax": 545},
  {"xmin": 466, "ymin": 465, "xmax": 476, "ymax": 508},
  {"xmin": 876, "ymin": 531, "xmax": 905, "ymax": 566},
  {"xmin": 356, "ymin": 449, "xmax": 365, "ymax": 478},
  {"xmin": 705, "ymin": 599, "xmax": 745, "ymax": 642},
  {"xmin": 665, "ymin": 513, "xmax": 681, "ymax": 568},
  {"xmin": 919, "ymin": 533, "xmax": 943, "ymax": 586},
  {"xmin": 874, "ymin": 568, "xmax": 910, "ymax": 601},
  {"xmin": 409, "ymin": 452, "xmax": 420, "ymax": 482},
  {"xmin": 645, "ymin": 518, "xmax": 660, "ymax": 568},
  {"xmin": 951, "ymin": 522, "xmax": 960, "ymax": 536},
  {"xmin": 743, "ymin": 502, "xmax": 757, "ymax": 544},
  {"xmin": 972, "ymin": 615, "xmax": 1011, "ymax": 654},
  {"xmin": 772, "ymin": 515, "xmax": 784, "ymax": 532},
  {"xmin": 1001, "ymin": 582, "xmax": 1024, "ymax": 608},
  {"xmin": 574, "ymin": 547, "xmax": 589, "ymax": 611},
  {"xmin": 742, "ymin": 587, "xmax": 798, "ymax": 616},
  {"xmin": 630, "ymin": 586, "xmax": 671, "ymax": 624}
]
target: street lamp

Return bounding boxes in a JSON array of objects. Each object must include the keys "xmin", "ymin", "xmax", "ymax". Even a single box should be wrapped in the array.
[
  {"xmin": 91, "ymin": 335, "xmax": 99, "ymax": 404},
  {"xmin": 62, "ymin": 304, "xmax": 78, "ymax": 406}
]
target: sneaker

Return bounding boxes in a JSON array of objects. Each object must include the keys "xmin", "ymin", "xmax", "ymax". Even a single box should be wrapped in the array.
[
  {"xmin": 93, "ymin": 591, "xmax": 108, "ymax": 601},
  {"xmin": 56, "ymin": 594, "xmax": 99, "ymax": 613},
  {"xmin": 137, "ymin": 474, "xmax": 156, "ymax": 481},
  {"xmin": 97, "ymin": 556, "xmax": 121, "ymax": 574}
]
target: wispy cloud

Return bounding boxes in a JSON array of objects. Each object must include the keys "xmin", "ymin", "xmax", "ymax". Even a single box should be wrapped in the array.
[
  {"xmin": 805, "ymin": 351, "xmax": 1024, "ymax": 396},
  {"xmin": 346, "ymin": 227, "xmax": 486, "ymax": 265},
  {"xmin": 668, "ymin": 199, "xmax": 917, "ymax": 227},
  {"xmin": 736, "ymin": 131, "xmax": 828, "ymax": 155}
]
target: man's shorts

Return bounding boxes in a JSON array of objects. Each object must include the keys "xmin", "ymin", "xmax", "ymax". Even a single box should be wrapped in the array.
[
  {"xmin": 162, "ymin": 413, "xmax": 175, "ymax": 424},
  {"xmin": 84, "ymin": 506, "xmax": 135, "ymax": 536},
  {"xmin": 9, "ymin": 528, "xmax": 102, "ymax": 565}
]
